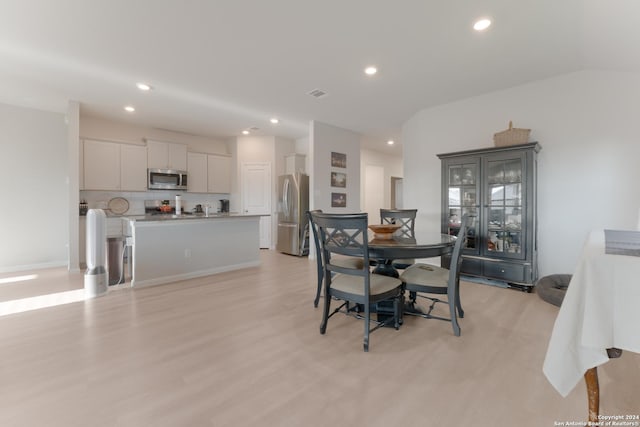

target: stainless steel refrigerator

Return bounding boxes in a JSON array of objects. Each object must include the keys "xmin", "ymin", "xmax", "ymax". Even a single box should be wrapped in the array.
[{"xmin": 276, "ymin": 173, "xmax": 309, "ymax": 256}]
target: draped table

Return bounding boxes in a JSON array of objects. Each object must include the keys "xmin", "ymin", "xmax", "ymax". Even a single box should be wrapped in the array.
[{"xmin": 543, "ymin": 230, "xmax": 640, "ymax": 422}]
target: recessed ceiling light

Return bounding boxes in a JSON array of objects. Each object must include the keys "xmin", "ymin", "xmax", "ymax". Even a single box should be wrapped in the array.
[
  {"xmin": 124, "ymin": 105, "xmax": 135, "ymax": 112},
  {"xmin": 270, "ymin": 118, "xmax": 279, "ymax": 124},
  {"xmin": 387, "ymin": 140, "xmax": 395, "ymax": 145},
  {"xmin": 242, "ymin": 130, "xmax": 250, "ymax": 135},
  {"xmin": 136, "ymin": 82, "xmax": 152, "ymax": 91},
  {"xmin": 473, "ymin": 18, "xmax": 491, "ymax": 31},
  {"xmin": 364, "ymin": 66, "xmax": 378, "ymax": 76}
]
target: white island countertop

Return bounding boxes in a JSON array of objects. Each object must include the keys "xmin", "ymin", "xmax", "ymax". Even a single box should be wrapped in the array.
[
  {"xmin": 123, "ymin": 213, "xmax": 262, "ymax": 222},
  {"xmin": 123, "ymin": 214, "xmax": 261, "ymax": 287}
]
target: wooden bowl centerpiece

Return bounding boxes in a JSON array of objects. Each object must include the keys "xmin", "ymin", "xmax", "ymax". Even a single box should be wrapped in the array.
[{"xmin": 368, "ymin": 224, "xmax": 401, "ymax": 240}]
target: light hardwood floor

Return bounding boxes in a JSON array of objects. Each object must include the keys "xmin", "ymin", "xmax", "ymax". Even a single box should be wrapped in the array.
[{"xmin": 0, "ymin": 250, "xmax": 638, "ymax": 426}]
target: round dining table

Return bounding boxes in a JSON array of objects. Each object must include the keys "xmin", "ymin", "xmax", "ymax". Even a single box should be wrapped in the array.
[{"xmin": 368, "ymin": 230, "xmax": 457, "ymax": 277}]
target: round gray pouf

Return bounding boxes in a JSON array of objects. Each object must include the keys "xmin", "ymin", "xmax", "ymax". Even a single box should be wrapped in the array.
[{"xmin": 536, "ymin": 274, "xmax": 572, "ymax": 307}]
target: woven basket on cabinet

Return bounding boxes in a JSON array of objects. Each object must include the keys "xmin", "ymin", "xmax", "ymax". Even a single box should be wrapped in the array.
[{"xmin": 493, "ymin": 121, "xmax": 531, "ymax": 147}]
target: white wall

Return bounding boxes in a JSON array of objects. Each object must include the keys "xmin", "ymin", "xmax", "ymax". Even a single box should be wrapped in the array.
[
  {"xmin": 310, "ymin": 121, "xmax": 361, "ymax": 213},
  {"xmin": 360, "ymin": 148, "xmax": 403, "ymax": 219},
  {"xmin": 67, "ymin": 101, "xmax": 80, "ymax": 271},
  {"xmin": 402, "ymin": 69, "xmax": 640, "ymax": 277},
  {"xmin": 0, "ymin": 103, "xmax": 68, "ymax": 272}
]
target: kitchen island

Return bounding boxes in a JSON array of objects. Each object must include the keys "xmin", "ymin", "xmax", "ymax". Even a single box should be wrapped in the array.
[{"xmin": 124, "ymin": 214, "xmax": 261, "ymax": 287}]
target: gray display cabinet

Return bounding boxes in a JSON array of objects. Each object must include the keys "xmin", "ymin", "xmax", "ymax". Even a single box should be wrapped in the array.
[{"xmin": 438, "ymin": 142, "xmax": 540, "ymax": 291}]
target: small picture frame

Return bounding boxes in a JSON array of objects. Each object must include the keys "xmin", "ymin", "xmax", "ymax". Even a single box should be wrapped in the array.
[
  {"xmin": 331, "ymin": 152, "xmax": 347, "ymax": 168},
  {"xmin": 331, "ymin": 172, "xmax": 346, "ymax": 188},
  {"xmin": 331, "ymin": 192, "xmax": 347, "ymax": 208}
]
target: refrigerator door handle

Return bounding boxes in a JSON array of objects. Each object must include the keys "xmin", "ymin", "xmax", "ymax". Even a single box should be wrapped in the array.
[{"xmin": 283, "ymin": 178, "xmax": 290, "ymax": 217}]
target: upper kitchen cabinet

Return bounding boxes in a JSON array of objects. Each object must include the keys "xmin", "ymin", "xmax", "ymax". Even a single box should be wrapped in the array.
[
  {"xmin": 187, "ymin": 152, "xmax": 208, "ymax": 193},
  {"xmin": 83, "ymin": 139, "xmax": 120, "ymax": 190},
  {"xmin": 146, "ymin": 140, "xmax": 187, "ymax": 171},
  {"xmin": 83, "ymin": 139, "xmax": 147, "ymax": 191},
  {"xmin": 207, "ymin": 154, "xmax": 231, "ymax": 193},
  {"xmin": 120, "ymin": 144, "xmax": 148, "ymax": 191}
]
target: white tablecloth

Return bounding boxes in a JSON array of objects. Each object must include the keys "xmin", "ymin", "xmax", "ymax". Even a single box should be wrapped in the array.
[{"xmin": 543, "ymin": 230, "xmax": 640, "ymax": 397}]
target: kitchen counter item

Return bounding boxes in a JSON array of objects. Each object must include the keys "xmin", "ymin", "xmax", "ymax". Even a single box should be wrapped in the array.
[
  {"xmin": 368, "ymin": 224, "xmax": 401, "ymax": 239},
  {"xmin": 108, "ymin": 197, "xmax": 129, "ymax": 215},
  {"xmin": 79, "ymin": 199, "xmax": 88, "ymax": 216},
  {"xmin": 175, "ymin": 195, "xmax": 182, "ymax": 215},
  {"xmin": 220, "ymin": 199, "xmax": 230, "ymax": 213},
  {"xmin": 124, "ymin": 213, "xmax": 261, "ymax": 222}
]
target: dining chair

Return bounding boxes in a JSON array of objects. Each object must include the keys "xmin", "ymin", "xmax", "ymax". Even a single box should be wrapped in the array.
[
  {"xmin": 399, "ymin": 214, "xmax": 469, "ymax": 336},
  {"xmin": 307, "ymin": 210, "xmax": 364, "ymax": 308},
  {"xmin": 380, "ymin": 208, "xmax": 417, "ymax": 270},
  {"xmin": 311, "ymin": 211, "xmax": 404, "ymax": 352}
]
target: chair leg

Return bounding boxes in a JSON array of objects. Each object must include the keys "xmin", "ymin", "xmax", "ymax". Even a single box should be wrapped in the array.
[
  {"xmin": 319, "ymin": 286, "xmax": 330, "ymax": 334},
  {"xmin": 313, "ymin": 272, "xmax": 323, "ymax": 308},
  {"xmin": 363, "ymin": 302, "xmax": 370, "ymax": 352},
  {"xmin": 455, "ymin": 279, "xmax": 464, "ymax": 318},
  {"xmin": 448, "ymin": 293, "xmax": 461, "ymax": 336},
  {"xmin": 393, "ymin": 295, "xmax": 400, "ymax": 330}
]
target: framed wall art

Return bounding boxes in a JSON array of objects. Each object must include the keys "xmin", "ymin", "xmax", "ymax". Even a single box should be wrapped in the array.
[
  {"xmin": 331, "ymin": 152, "xmax": 347, "ymax": 168},
  {"xmin": 331, "ymin": 192, "xmax": 347, "ymax": 208},
  {"xmin": 330, "ymin": 171, "xmax": 346, "ymax": 188}
]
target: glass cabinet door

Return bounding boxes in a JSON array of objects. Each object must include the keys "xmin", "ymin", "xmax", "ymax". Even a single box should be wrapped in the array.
[
  {"xmin": 445, "ymin": 159, "xmax": 479, "ymax": 255},
  {"xmin": 484, "ymin": 155, "xmax": 525, "ymax": 259}
]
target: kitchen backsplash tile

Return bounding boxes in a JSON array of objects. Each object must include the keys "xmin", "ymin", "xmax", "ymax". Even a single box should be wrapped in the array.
[{"xmin": 80, "ymin": 191, "xmax": 229, "ymax": 215}]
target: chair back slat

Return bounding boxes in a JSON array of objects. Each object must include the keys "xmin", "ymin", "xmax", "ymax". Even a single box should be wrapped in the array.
[
  {"xmin": 310, "ymin": 212, "xmax": 370, "ymax": 288},
  {"xmin": 380, "ymin": 209, "xmax": 417, "ymax": 238}
]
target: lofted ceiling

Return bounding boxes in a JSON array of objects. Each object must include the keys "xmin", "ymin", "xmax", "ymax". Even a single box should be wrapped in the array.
[{"xmin": 1, "ymin": 0, "xmax": 639, "ymax": 155}]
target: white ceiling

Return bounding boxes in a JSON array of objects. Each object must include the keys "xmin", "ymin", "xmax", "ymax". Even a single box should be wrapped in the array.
[{"xmin": 1, "ymin": 1, "xmax": 639, "ymax": 154}]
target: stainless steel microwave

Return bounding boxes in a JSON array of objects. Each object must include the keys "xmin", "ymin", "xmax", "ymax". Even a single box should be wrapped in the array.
[{"xmin": 147, "ymin": 168, "xmax": 188, "ymax": 190}]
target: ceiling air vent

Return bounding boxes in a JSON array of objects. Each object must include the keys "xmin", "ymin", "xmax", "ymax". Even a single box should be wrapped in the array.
[{"xmin": 307, "ymin": 88, "xmax": 327, "ymax": 98}]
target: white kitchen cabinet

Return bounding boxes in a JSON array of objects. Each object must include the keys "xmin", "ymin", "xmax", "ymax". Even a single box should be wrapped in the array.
[
  {"xmin": 120, "ymin": 144, "xmax": 148, "ymax": 191},
  {"xmin": 207, "ymin": 154, "xmax": 231, "ymax": 193},
  {"xmin": 147, "ymin": 140, "xmax": 187, "ymax": 170},
  {"xmin": 187, "ymin": 152, "xmax": 208, "ymax": 193},
  {"xmin": 83, "ymin": 139, "xmax": 120, "ymax": 190},
  {"xmin": 83, "ymin": 139, "xmax": 147, "ymax": 191}
]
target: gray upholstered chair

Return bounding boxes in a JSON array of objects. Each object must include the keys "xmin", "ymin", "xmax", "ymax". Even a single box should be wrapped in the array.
[
  {"xmin": 311, "ymin": 211, "xmax": 403, "ymax": 352},
  {"xmin": 307, "ymin": 210, "xmax": 364, "ymax": 308},
  {"xmin": 380, "ymin": 208, "xmax": 417, "ymax": 270},
  {"xmin": 400, "ymin": 214, "xmax": 469, "ymax": 336}
]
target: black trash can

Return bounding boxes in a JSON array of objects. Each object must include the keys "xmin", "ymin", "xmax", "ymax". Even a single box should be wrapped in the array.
[{"xmin": 107, "ymin": 236, "xmax": 125, "ymax": 285}]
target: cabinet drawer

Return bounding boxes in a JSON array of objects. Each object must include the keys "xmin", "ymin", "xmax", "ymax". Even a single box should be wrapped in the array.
[
  {"xmin": 483, "ymin": 262, "xmax": 525, "ymax": 283},
  {"xmin": 460, "ymin": 257, "xmax": 483, "ymax": 276}
]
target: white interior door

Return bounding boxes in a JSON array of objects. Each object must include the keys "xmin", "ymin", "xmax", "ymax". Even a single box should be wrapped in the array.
[
  {"xmin": 394, "ymin": 178, "xmax": 404, "ymax": 208},
  {"xmin": 241, "ymin": 162, "xmax": 272, "ymax": 248},
  {"xmin": 364, "ymin": 165, "xmax": 385, "ymax": 221}
]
